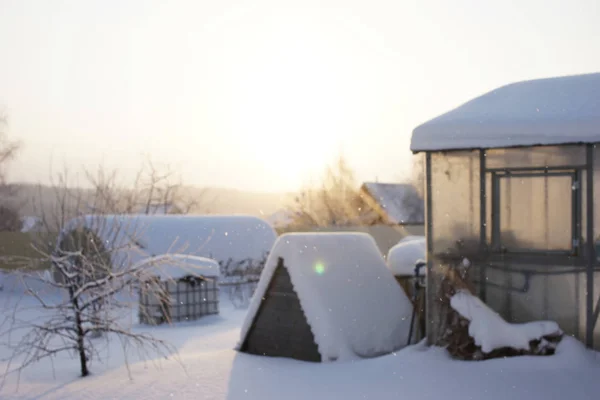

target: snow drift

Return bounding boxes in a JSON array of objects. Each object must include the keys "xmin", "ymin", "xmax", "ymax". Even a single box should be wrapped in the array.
[{"xmin": 386, "ymin": 236, "xmax": 426, "ymax": 276}]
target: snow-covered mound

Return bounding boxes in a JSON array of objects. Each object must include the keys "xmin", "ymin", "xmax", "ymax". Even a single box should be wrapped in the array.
[
  {"xmin": 451, "ymin": 290, "xmax": 562, "ymax": 353},
  {"xmin": 411, "ymin": 72, "xmax": 600, "ymax": 152},
  {"xmin": 387, "ymin": 236, "xmax": 426, "ymax": 276},
  {"xmin": 238, "ymin": 232, "xmax": 414, "ymax": 361},
  {"xmin": 56, "ymin": 214, "xmax": 277, "ymax": 269}
]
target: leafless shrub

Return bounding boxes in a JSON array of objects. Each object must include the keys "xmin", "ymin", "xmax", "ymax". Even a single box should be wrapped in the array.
[
  {"xmin": 0, "ymin": 205, "xmax": 21, "ymax": 232},
  {"xmin": 0, "ymin": 115, "xmax": 22, "ymax": 227},
  {"xmin": 287, "ymin": 156, "xmax": 376, "ymax": 229},
  {"xmin": 0, "ymin": 166, "xmax": 198, "ymax": 389},
  {"xmin": 0, "ymin": 218, "xmax": 188, "ymax": 388}
]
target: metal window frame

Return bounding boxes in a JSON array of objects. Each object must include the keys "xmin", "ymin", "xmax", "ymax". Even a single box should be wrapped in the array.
[
  {"xmin": 488, "ymin": 167, "xmax": 582, "ymax": 257},
  {"xmin": 585, "ymin": 144, "xmax": 595, "ymax": 348},
  {"xmin": 423, "ymin": 145, "xmax": 598, "ymax": 349},
  {"xmin": 424, "ymin": 152, "xmax": 434, "ymax": 346}
]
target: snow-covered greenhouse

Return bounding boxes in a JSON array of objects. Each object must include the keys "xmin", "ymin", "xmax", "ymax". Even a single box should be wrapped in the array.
[
  {"xmin": 53, "ymin": 214, "xmax": 277, "ymax": 283},
  {"xmin": 411, "ymin": 72, "xmax": 600, "ymax": 349}
]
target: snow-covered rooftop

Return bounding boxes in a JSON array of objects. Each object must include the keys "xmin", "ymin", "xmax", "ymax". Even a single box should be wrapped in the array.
[
  {"xmin": 361, "ymin": 182, "xmax": 424, "ymax": 225},
  {"xmin": 143, "ymin": 255, "xmax": 221, "ymax": 281},
  {"xmin": 411, "ymin": 72, "xmax": 600, "ymax": 152},
  {"xmin": 238, "ymin": 232, "xmax": 414, "ymax": 361},
  {"xmin": 386, "ymin": 236, "xmax": 426, "ymax": 276},
  {"xmin": 56, "ymin": 214, "xmax": 277, "ymax": 268}
]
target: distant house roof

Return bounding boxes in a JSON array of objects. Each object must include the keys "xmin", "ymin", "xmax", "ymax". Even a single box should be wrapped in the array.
[
  {"xmin": 360, "ymin": 182, "xmax": 424, "ymax": 225},
  {"xmin": 411, "ymin": 72, "xmax": 600, "ymax": 152},
  {"xmin": 266, "ymin": 209, "xmax": 298, "ymax": 228}
]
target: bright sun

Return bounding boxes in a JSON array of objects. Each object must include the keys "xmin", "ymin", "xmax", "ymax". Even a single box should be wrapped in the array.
[{"xmin": 227, "ymin": 21, "xmax": 350, "ymax": 186}]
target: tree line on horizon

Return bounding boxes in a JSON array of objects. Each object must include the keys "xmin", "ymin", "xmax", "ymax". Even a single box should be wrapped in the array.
[{"xmin": 0, "ymin": 114, "xmax": 423, "ymax": 234}]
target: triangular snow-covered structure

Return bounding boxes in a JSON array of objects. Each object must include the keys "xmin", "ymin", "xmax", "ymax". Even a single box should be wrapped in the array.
[
  {"xmin": 237, "ymin": 232, "xmax": 413, "ymax": 362},
  {"xmin": 411, "ymin": 72, "xmax": 600, "ymax": 152}
]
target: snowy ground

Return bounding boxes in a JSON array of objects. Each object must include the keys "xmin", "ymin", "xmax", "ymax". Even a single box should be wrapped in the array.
[{"xmin": 0, "ymin": 275, "xmax": 599, "ymax": 399}]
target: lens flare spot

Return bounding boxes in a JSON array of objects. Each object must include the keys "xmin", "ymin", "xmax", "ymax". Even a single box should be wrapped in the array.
[{"xmin": 314, "ymin": 262, "xmax": 325, "ymax": 275}]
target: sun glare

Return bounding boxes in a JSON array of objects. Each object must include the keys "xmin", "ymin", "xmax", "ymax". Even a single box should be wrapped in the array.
[
  {"xmin": 228, "ymin": 23, "xmax": 350, "ymax": 186},
  {"xmin": 314, "ymin": 262, "xmax": 325, "ymax": 275}
]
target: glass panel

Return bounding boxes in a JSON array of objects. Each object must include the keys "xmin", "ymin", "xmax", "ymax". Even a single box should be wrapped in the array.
[
  {"xmin": 486, "ymin": 172, "xmax": 493, "ymax": 247},
  {"xmin": 430, "ymin": 151, "xmax": 480, "ymax": 257},
  {"xmin": 594, "ymin": 145, "xmax": 600, "ymax": 254},
  {"xmin": 496, "ymin": 174, "xmax": 573, "ymax": 251},
  {"xmin": 486, "ymin": 145, "xmax": 586, "ymax": 169}
]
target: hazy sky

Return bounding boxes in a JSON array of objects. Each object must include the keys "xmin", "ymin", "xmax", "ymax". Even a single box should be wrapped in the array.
[{"xmin": 1, "ymin": 0, "xmax": 599, "ymax": 192}]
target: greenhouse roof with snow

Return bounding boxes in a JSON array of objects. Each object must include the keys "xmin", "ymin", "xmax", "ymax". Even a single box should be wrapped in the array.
[{"xmin": 411, "ymin": 72, "xmax": 600, "ymax": 152}]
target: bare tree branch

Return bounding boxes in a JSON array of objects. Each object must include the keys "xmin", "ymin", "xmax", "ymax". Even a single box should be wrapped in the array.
[{"xmin": 286, "ymin": 155, "xmax": 375, "ymax": 229}]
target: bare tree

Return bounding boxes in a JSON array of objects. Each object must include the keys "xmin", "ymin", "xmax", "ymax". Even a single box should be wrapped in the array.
[
  {"xmin": 0, "ymin": 115, "xmax": 20, "ymax": 194},
  {"xmin": 411, "ymin": 153, "xmax": 425, "ymax": 197},
  {"xmin": 0, "ymin": 216, "xmax": 184, "ymax": 386},
  {"xmin": 84, "ymin": 157, "xmax": 204, "ymax": 216},
  {"xmin": 0, "ymin": 115, "xmax": 22, "ymax": 229},
  {"xmin": 137, "ymin": 158, "xmax": 200, "ymax": 215},
  {"xmin": 0, "ymin": 205, "xmax": 21, "ymax": 232},
  {"xmin": 288, "ymin": 156, "xmax": 375, "ymax": 228}
]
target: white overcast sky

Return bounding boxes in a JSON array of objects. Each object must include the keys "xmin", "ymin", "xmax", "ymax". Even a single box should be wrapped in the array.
[{"xmin": 1, "ymin": 0, "xmax": 599, "ymax": 192}]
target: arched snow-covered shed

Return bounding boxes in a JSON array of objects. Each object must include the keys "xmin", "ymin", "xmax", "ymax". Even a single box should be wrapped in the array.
[
  {"xmin": 238, "ymin": 232, "xmax": 413, "ymax": 362},
  {"xmin": 53, "ymin": 214, "xmax": 277, "ymax": 282}
]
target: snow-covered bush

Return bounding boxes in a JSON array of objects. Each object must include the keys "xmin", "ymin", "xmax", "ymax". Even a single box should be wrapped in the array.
[
  {"xmin": 217, "ymin": 251, "xmax": 269, "ymax": 279},
  {"xmin": 435, "ymin": 256, "xmax": 563, "ymax": 360}
]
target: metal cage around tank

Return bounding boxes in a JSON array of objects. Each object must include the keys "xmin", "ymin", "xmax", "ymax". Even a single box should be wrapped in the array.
[{"xmin": 139, "ymin": 275, "xmax": 219, "ymax": 325}]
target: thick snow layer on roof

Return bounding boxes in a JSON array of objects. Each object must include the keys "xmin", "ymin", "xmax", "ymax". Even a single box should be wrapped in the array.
[
  {"xmin": 451, "ymin": 290, "xmax": 562, "ymax": 353},
  {"xmin": 143, "ymin": 255, "xmax": 221, "ymax": 281},
  {"xmin": 411, "ymin": 73, "xmax": 600, "ymax": 152},
  {"xmin": 238, "ymin": 232, "xmax": 413, "ymax": 361},
  {"xmin": 399, "ymin": 235, "xmax": 424, "ymax": 243},
  {"xmin": 361, "ymin": 182, "xmax": 424, "ymax": 225},
  {"xmin": 387, "ymin": 236, "xmax": 426, "ymax": 276},
  {"xmin": 57, "ymin": 215, "xmax": 277, "ymax": 268}
]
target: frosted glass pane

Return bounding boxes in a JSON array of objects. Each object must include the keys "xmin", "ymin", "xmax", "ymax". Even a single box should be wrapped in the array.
[
  {"xmin": 487, "ymin": 145, "xmax": 585, "ymax": 169},
  {"xmin": 430, "ymin": 151, "xmax": 480, "ymax": 256},
  {"xmin": 498, "ymin": 175, "xmax": 572, "ymax": 251}
]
